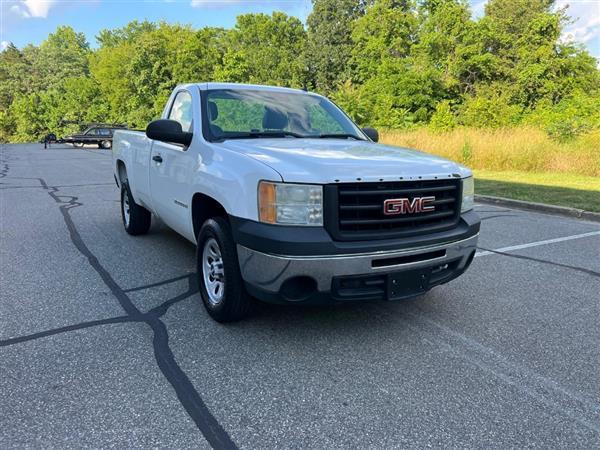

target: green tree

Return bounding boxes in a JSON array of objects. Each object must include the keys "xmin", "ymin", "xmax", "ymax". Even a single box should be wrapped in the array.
[
  {"xmin": 48, "ymin": 77, "xmax": 109, "ymax": 136},
  {"xmin": 524, "ymin": 90, "xmax": 600, "ymax": 140},
  {"xmin": 2, "ymin": 5, "xmax": 600, "ymax": 143},
  {"xmin": 330, "ymin": 80, "xmax": 369, "ymax": 124},
  {"xmin": 413, "ymin": 0, "xmax": 485, "ymax": 96},
  {"xmin": 0, "ymin": 44, "xmax": 29, "ymax": 110},
  {"xmin": 350, "ymin": 0, "xmax": 419, "ymax": 82},
  {"xmin": 34, "ymin": 26, "xmax": 90, "ymax": 90},
  {"xmin": 9, "ymin": 93, "xmax": 50, "ymax": 141},
  {"xmin": 478, "ymin": 0, "xmax": 599, "ymax": 108},
  {"xmin": 89, "ymin": 41, "xmax": 135, "ymax": 124},
  {"xmin": 91, "ymin": 22, "xmax": 212, "ymax": 127},
  {"xmin": 0, "ymin": 35, "xmax": 90, "ymax": 141},
  {"xmin": 171, "ymin": 27, "xmax": 227, "ymax": 84},
  {"xmin": 429, "ymin": 100, "xmax": 457, "ymax": 131},
  {"xmin": 459, "ymin": 86, "xmax": 522, "ymax": 127},
  {"xmin": 305, "ymin": 0, "xmax": 369, "ymax": 93},
  {"xmin": 96, "ymin": 20, "xmax": 157, "ymax": 47},
  {"xmin": 215, "ymin": 12, "xmax": 307, "ymax": 87},
  {"xmin": 0, "ymin": 44, "xmax": 30, "ymax": 139}
]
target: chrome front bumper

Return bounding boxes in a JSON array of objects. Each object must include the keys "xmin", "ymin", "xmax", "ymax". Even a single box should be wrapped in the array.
[{"xmin": 237, "ymin": 233, "xmax": 479, "ymax": 295}]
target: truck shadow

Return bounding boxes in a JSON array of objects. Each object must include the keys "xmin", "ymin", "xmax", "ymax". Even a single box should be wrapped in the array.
[{"xmin": 477, "ymin": 178, "xmax": 599, "ymax": 213}]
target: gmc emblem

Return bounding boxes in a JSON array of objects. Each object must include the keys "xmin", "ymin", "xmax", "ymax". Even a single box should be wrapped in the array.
[{"xmin": 383, "ymin": 196, "xmax": 436, "ymax": 215}]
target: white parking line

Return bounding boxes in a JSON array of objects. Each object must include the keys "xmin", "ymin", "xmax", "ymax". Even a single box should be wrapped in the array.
[{"xmin": 475, "ymin": 231, "xmax": 600, "ymax": 257}]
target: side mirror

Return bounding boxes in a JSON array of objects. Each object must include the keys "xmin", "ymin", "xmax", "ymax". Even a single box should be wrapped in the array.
[
  {"xmin": 146, "ymin": 119, "xmax": 192, "ymax": 146},
  {"xmin": 362, "ymin": 127, "xmax": 379, "ymax": 143}
]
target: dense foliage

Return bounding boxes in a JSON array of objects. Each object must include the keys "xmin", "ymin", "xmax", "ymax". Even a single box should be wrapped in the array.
[{"xmin": 1, "ymin": 0, "xmax": 598, "ymax": 143}]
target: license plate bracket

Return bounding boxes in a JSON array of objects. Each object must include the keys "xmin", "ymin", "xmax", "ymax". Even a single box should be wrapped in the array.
[{"xmin": 387, "ymin": 268, "xmax": 432, "ymax": 300}]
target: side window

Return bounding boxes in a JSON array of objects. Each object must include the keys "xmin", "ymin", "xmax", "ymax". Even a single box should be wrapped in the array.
[
  {"xmin": 168, "ymin": 91, "xmax": 193, "ymax": 132},
  {"xmin": 99, "ymin": 129, "xmax": 111, "ymax": 136}
]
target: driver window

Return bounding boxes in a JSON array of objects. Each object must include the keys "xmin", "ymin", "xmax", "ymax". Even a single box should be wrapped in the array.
[{"xmin": 168, "ymin": 91, "xmax": 193, "ymax": 132}]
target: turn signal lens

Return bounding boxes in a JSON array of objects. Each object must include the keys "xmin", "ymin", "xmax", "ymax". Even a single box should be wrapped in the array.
[{"xmin": 258, "ymin": 181, "xmax": 277, "ymax": 223}]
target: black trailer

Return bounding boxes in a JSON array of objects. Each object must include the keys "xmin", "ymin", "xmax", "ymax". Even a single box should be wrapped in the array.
[{"xmin": 58, "ymin": 123, "xmax": 127, "ymax": 149}]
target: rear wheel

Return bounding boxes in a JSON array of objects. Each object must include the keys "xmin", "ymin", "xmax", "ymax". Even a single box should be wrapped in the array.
[
  {"xmin": 100, "ymin": 140, "xmax": 111, "ymax": 149},
  {"xmin": 121, "ymin": 182, "xmax": 151, "ymax": 235},
  {"xmin": 197, "ymin": 217, "xmax": 251, "ymax": 322}
]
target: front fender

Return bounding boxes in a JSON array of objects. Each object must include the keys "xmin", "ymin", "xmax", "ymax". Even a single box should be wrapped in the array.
[{"xmin": 188, "ymin": 144, "xmax": 282, "ymax": 223}]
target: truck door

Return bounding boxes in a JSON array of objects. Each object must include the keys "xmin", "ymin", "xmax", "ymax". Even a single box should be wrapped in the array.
[{"xmin": 149, "ymin": 89, "xmax": 197, "ymax": 240}]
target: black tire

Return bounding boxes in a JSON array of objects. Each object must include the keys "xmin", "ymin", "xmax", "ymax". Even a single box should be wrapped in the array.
[
  {"xmin": 121, "ymin": 182, "xmax": 151, "ymax": 235},
  {"xmin": 197, "ymin": 217, "xmax": 251, "ymax": 322},
  {"xmin": 100, "ymin": 140, "xmax": 111, "ymax": 149}
]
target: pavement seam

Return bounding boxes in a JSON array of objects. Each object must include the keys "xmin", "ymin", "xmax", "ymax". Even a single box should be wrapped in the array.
[
  {"xmin": 124, "ymin": 273, "xmax": 194, "ymax": 293},
  {"xmin": 397, "ymin": 310, "xmax": 600, "ymax": 434},
  {"xmin": 479, "ymin": 214, "xmax": 519, "ymax": 221},
  {"xmin": 0, "ymin": 316, "xmax": 135, "ymax": 347},
  {"xmin": 1, "ymin": 154, "xmax": 238, "ymax": 450},
  {"xmin": 477, "ymin": 246, "xmax": 600, "ymax": 278},
  {"xmin": 46, "ymin": 181, "xmax": 237, "ymax": 450}
]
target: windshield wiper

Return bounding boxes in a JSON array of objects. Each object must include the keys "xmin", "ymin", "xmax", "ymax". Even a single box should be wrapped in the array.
[
  {"xmin": 317, "ymin": 133, "xmax": 363, "ymax": 140},
  {"xmin": 216, "ymin": 131, "xmax": 365, "ymax": 141},
  {"xmin": 219, "ymin": 131, "xmax": 304, "ymax": 141}
]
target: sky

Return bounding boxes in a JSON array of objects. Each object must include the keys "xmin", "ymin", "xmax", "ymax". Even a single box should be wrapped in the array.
[{"xmin": 0, "ymin": 0, "xmax": 599, "ymax": 63}]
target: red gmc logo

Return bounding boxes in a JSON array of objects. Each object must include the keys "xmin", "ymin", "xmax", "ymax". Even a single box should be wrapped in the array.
[{"xmin": 383, "ymin": 196, "xmax": 436, "ymax": 215}]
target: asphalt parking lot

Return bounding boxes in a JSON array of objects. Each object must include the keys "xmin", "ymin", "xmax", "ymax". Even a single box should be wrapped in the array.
[{"xmin": 1, "ymin": 143, "xmax": 599, "ymax": 448}]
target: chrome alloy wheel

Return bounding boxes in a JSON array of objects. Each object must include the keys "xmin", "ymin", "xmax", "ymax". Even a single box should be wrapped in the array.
[
  {"xmin": 202, "ymin": 237, "xmax": 225, "ymax": 305},
  {"xmin": 123, "ymin": 193, "xmax": 130, "ymax": 227}
]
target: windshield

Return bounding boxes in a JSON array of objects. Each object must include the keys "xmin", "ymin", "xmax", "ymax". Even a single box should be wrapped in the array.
[{"xmin": 202, "ymin": 89, "xmax": 366, "ymax": 142}]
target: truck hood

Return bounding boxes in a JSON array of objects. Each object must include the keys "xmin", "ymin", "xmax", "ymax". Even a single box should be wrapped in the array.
[{"xmin": 217, "ymin": 138, "xmax": 471, "ymax": 183}]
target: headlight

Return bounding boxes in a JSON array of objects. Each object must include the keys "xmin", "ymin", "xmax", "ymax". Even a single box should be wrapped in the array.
[
  {"xmin": 258, "ymin": 181, "xmax": 323, "ymax": 226},
  {"xmin": 461, "ymin": 176, "xmax": 474, "ymax": 213}
]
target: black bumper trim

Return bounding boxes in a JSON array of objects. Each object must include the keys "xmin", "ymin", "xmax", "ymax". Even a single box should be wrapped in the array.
[{"xmin": 230, "ymin": 210, "xmax": 480, "ymax": 257}]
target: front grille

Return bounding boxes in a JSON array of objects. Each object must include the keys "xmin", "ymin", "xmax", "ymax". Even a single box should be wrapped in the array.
[{"xmin": 324, "ymin": 179, "xmax": 462, "ymax": 241}]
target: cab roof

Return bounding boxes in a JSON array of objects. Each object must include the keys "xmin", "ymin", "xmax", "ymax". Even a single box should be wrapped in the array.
[{"xmin": 181, "ymin": 82, "xmax": 311, "ymax": 95}]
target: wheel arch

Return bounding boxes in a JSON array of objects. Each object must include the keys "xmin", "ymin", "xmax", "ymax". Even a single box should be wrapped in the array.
[
  {"xmin": 191, "ymin": 192, "xmax": 229, "ymax": 240},
  {"xmin": 115, "ymin": 159, "xmax": 127, "ymax": 188}
]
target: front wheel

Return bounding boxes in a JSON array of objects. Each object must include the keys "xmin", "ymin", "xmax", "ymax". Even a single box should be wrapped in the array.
[
  {"xmin": 121, "ymin": 182, "xmax": 151, "ymax": 235},
  {"xmin": 197, "ymin": 217, "xmax": 251, "ymax": 322}
]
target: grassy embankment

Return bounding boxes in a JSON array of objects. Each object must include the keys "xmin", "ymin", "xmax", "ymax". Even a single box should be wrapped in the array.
[{"xmin": 380, "ymin": 127, "xmax": 600, "ymax": 213}]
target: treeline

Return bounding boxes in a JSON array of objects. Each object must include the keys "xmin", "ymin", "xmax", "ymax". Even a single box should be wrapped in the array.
[{"xmin": 1, "ymin": 0, "xmax": 599, "ymax": 143}]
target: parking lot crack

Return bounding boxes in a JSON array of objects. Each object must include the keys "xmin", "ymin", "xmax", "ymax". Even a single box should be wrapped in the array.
[
  {"xmin": 477, "ymin": 246, "xmax": 600, "ymax": 278},
  {"xmin": 2, "ymin": 166, "xmax": 238, "ymax": 450},
  {"xmin": 479, "ymin": 214, "xmax": 519, "ymax": 221},
  {"xmin": 0, "ymin": 316, "xmax": 136, "ymax": 347},
  {"xmin": 124, "ymin": 273, "xmax": 194, "ymax": 293}
]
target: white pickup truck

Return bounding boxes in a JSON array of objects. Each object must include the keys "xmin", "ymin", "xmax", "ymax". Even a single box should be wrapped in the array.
[{"xmin": 113, "ymin": 83, "xmax": 480, "ymax": 322}]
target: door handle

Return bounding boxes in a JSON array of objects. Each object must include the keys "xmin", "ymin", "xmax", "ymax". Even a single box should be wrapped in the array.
[{"xmin": 152, "ymin": 155, "xmax": 163, "ymax": 163}]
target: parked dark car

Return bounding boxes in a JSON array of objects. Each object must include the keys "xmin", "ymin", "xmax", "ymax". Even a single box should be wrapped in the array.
[{"xmin": 62, "ymin": 125, "xmax": 126, "ymax": 149}]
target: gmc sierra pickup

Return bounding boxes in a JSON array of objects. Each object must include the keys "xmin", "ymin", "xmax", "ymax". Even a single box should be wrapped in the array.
[{"xmin": 113, "ymin": 83, "xmax": 480, "ymax": 322}]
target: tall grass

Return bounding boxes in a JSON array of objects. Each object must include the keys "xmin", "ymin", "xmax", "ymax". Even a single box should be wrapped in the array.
[{"xmin": 380, "ymin": 127, "xmax": 600, "ymax": 177}]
